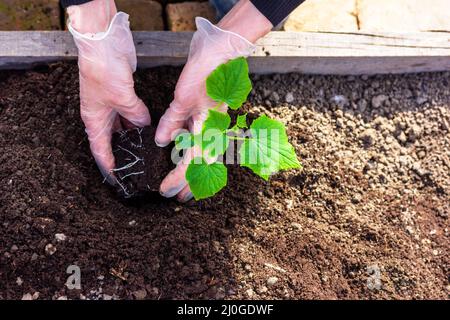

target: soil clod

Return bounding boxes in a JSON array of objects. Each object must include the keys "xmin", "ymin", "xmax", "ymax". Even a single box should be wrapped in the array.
[{"xmin": 112, "ymin": 126, "xmax": 173, "ymax": 198}]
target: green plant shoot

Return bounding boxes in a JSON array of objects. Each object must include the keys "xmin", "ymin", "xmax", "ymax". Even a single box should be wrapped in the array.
[{"xmin": 175, "ymin": 57, "xmax": 302, "ymax": 200}]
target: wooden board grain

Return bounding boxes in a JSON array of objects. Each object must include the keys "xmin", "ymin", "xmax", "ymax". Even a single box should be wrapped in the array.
[{"xmin": 1, "ymin": 31, "xmax": 450, "ymax": 74}]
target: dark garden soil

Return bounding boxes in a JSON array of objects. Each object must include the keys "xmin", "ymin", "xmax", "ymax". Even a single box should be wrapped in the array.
[
  {"xmin": 112, "ymin": 126, "xmax": 173, "ymax": 198},
  {"xmin": 0, "ymin": 63, "xmax": 448, "ymax": 300}
]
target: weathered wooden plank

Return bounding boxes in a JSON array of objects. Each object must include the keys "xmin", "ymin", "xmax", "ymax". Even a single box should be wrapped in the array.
[{"xmin": 1, "ymin": 31, "xmax": 450, "ymax": 74}]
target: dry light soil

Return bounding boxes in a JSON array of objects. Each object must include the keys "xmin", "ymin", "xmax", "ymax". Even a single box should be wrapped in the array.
[{"xmin": 0, "ymin": 63, "xmax": 449, "ymax": 300}]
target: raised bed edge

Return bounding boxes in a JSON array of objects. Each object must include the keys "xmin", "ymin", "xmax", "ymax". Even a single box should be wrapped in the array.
[{"xmin": 1, "ymin": 31, "xmax": 450, "ymax": 74}]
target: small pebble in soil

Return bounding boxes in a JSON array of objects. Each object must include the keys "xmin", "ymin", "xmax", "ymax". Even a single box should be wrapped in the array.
[
  {"xmin": 330, "ymin": 95, "xmax": 348, "ymax": 108},
  {"xmin": 406, "ymin": 125, "xmax": 422, "ymax": 142},
  {"xmin": 406, "ymin": 226, "xmax": 415, "ymax": 235},
  {"xmin": 22, "ymin": 292, "xmax": 39, "ymax": 300},
  {"xmin": 245, "ymin": 288, "xmax": 255, "ymax": 298},
  {"xmin": 352, "ymin": 194, "xmax": 362, "ymax": 204},
  {"xmin": 16, "ymin": 277, "xmax": 23, "ymax": 286},
  {"xmin": 358, "ymin": 99, "xmax": 368, "ymax": 112},
  {"xmin": 257, "ymin": 286, "xmax": 268, "ymax": 294},
  {"xmin": 371, "ymin": 94, "xmax": 388, "ymax": 108},
  {"xmin": 285, "ymin": 199, "xmax": 294, "ymax": 209},
  {"xmin": 44, "ymin": 244, "xmax": 56, "ymax": 255},
  {"xmin": 291, "ymin": 222, "xmax": 302, "ymax": 231},
  {"xmin": 359, "ymin": 129, "xmax": 377, "ymax": 147},
  {"xmin": 416, "ymin": 96, "xmax": 428, "ymax": 105},
  {"xmin": 128, "ymin": 220, "xmax": 137, "ymax": 226},
  {"xmin": 397, "ymin": 131, "xmax": 408, "ymax": 144},
  {"xmin": 285, "ymin": 92, "xmax": 294, "ymax": 103},
  {"xmin": 133, "ymin": 289, "xmax": 147, "ymax": 300},
  {"xmin": 54, "ymin": 233, "xmax": 67, "ymax": 242},
  {"xmin": 264, "ymin": 263, "xmax": 287, "ymax": 273},
  {"xmin": 267, "ymin": 277, "xmax": 279, "ymax": 287},
  {"xmin": 215, "ymin": 287, "xmax": 226, "ymax": 299},
  {"xmin": 22, "ymin": 293, "xmax": 33, "ymax": 300},
  {"xmin": 149, "ymin": 287, "xmax": 159, "ymax": 296},
  {"xmin": 416, "ymin": 150, "xmax": 426, "ymax": 159},
  {"xmin": 270, "ymin": 92, "xmax": 280, "ymax": 103}
]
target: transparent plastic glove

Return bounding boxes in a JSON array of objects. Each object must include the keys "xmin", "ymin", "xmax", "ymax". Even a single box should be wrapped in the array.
[
  {"xmin": 69, "ymin": 12, "xmax": 150, "ymax": 181},
  {"xmin": 155, "ymin": 17, "xmax": 255, "ymax": 202}
]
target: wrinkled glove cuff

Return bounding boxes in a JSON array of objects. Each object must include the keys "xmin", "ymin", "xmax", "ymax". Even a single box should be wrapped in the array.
[
  {"xmin": 69, "ymin": 12, "xmax": 137, "ymax": 72},
  {"xmin": 191, "ymin": 17, "xmax": 256, "ymax": 60},
  {"xmin": 68, "ymin": 11, "xmax": 124, "ymax": 40}
]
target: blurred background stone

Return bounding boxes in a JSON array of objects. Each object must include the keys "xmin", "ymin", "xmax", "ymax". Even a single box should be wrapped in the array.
[
  {"xmin": 357, "ymin": 0, "xmax": 450, "ymax": 32},
  {"xmin": 166, "ymin": 1, "xmax": 216, "ymax": 31},
  {"xmin": 0, "ymin": 0, "xmax": 61, "ymax": 30},
  {"xmin": 284, "ymin": 0, "xmax": 358, "ymax": 32},
  {"xmin": 116, "ymin": 0, "xmax": 164, "ymax": 31}
]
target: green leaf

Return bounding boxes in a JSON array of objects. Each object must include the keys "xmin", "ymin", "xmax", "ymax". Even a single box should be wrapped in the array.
[
  {"xmin": 202, "ymin": 131, "xmax": 230, "ymax": 158},
  {"xmin": 202, "ymin": 109, "xmax": 231, "ymax": 157},
  {"xmin": 239, "ymin": 115, "xmax": 301, "ymax": 180},
  {"xmin": 230, "ymin": 113, "xmax": 248, "ymax": 132},
  {"xmin": 186, "ymin": 158, "xmax": 227, "ymax": 200},
  {"xmin": 206, "ymin": 57, "xmax": 252, "ymax": 110},
  {"xmin": 175, "ymin": 132, "xmax": 194, "ymax": 150},
  {"xmin": 203, "ymin": 109, "xmax": 231, "ymax": 132},
  {"xmin": 236, "ymin": 113, "xmax": 248, "ymax": 129}
]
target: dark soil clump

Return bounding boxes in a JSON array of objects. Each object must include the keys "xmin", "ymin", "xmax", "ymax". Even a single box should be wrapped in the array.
[{"xmin": 112, "ymin": 126, "xmax": 172, "ymax": 198}]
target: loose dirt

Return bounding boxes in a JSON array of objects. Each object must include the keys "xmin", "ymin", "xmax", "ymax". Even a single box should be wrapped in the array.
[
  {"xmin": 0, "ymin": 63, "xmax": 448, "ymax": 300},
  {"xmin": 112, "ymin": 126, "xmax": 173, "ymax": 197}
]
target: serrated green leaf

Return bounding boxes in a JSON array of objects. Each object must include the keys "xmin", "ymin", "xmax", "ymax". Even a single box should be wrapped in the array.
[
  {"xmin": 206, "ymin": 57, "xmax": 252, "ymax": 110},
  {"xmin": 230, "ymin": 113, "xmax": 248, "ymax": 132},
  {"xmin": 236, "ymin": 113, "xmax": 248, "ymax": 129},
  {"xmin": 203, "ymin": 109, "xmax": 231, "ymax": 132},
  {"xmin": 186, "ymin": 158, "xmax": 227, "ymax": 200},
  {"xmin": 175, "ymin": 132, "xmax": 194, "ymax": 150},
  {"xmin": 202, "ymin": 109, "xmax": 231, "ymax": 157},
  {"xmin": 239, "ymin": 115, "xmax": 301, "ymax": 180}
]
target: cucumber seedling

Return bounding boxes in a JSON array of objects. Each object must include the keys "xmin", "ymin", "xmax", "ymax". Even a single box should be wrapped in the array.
[{"xmin": 175, "ymin": 57, "xmax": 302, "ymax": 200}]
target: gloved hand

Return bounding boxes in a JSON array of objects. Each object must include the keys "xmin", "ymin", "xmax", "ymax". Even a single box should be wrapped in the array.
[
  {"xmin": 155, "ymin": 17, "xmax": 256, "ymax": 202},
  {"xmin": 68, "ymin": 2, "xmax": 150, "ymax": 181}
]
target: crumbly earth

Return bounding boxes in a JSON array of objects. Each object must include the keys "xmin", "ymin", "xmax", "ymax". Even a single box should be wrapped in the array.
[
  {"xmin": 111, "ymin": 126, "xmax": 173, "ymax": 198},
  {"xmin": 0, "ymin": 63, "xmax": 448, "ymax": 300}
]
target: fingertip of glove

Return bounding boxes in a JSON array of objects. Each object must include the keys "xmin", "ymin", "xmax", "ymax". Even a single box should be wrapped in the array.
[
  {"xmin": 159, "ymin": 178, "xmax": 187, "ymax": 198},
  {"xmin": 159, "ymin": 186, "xmax": 177, "ymax": 198},
  {"xmin": 154, "ymin": 125, "xmax": 171, "ymax": 147},
  {"xmin": 103, "ymin": 173, "xmax": 117, "ymax": 186},
  {"xmin": 179, "ymin": 191, "xmax": 194, "ymax": 203},
  {"xmin": 97, "ymin": 166, "xmax": 116, "ymax": 186},
  {"xmin": 155, "ymin": 138, "xmax": 169, "ymax": 148}
]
